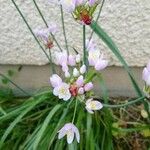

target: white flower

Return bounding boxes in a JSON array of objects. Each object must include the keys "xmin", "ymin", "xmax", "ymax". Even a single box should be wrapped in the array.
[
  {"xmin": 142, "ymin": 61, "xmax": 150, "ymax": 86},
  {"xmin": 53, "ymin": 83, "xmax": 71, "ymax": 101},
  {"xmin": 58, "ymin": 123, "xmax": 80, "ymax": 144},
  {"xmin": 50, "ymin": 74, "xmax": 62, "ymax": 88},
  {"xmin": 80, "ymin": 64, "xmax": 86, "ymax": 74},
  {"xmin": 73, "ymin": 68, "xmax": 80, "ymax": 77},
  {"xmin": 85, "ymin": 99, "xmax": 103, "ymax": 114}
]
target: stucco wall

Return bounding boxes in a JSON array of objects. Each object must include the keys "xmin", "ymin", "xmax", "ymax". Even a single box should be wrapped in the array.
[{"xmin": 0, "ymin": 0, "xmax": 150, "ymax": 66}]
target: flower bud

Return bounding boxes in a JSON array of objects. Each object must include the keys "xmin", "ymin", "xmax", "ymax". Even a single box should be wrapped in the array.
[
  {"xmin": 84, "ymin": 82, "xmax": 93, "ymax": 91},
  {"xmin": 68, "ymin": 55, "xmax": 76, "ymax": 66},
  {"xmin": 141, "ymin": 109, "xmax": 148, "ymax": 118},
  {"xmin": 76, "ymin": 75, "xmax": 84, "ymax": 87},
  {"xmin": 76, "ymin": 54, "xmax": 81, "ymax": 63},
  {"xmin": 50, "ymin": 74, "xmax": 62, "ymax": 88},
  {"xmin": 73, "ymin": 68, "xmax": 80, "ymax": 77},
  {"xmin": 62, "ymin": 63, "xmax": 69, "ymax": 72},
  {"xmin": 78, "ymin": 87, "xmax": 84, "ymax": 94},
  {"xmin": 80, "ymin": 65, "xmax": 86, "ymax": 74},
  {"xmin": 65, "ymin": 71, "xmax": 70, "ymax": 78}
]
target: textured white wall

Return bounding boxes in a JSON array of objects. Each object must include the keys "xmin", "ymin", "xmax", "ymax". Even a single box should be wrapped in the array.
[{"xmin": 0, "ymin": 0, "xmax": 150, "ymax": 66}]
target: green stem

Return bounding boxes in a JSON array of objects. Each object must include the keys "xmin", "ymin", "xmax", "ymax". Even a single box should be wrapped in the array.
[
  {"xmin": 83, "ymin": 25, "xmax": 88, "ymax": 67},
  {"xmin": 85, "ymin": 72, "xmax": 97, "ymax": 83},
  {"xmin": 11, "ymin": 0, "xmax": 51, "ymax": 63},
  {"xmin": 72, "ymin": 100, "xmax": 78, "ymax": 123},
  {"xmin": 32, "ymin": 0, "xmax": 62, "ymax": 52},
  {"xmin": 0, "ymin": 73, "xmax": 30, "ymax": 96},
  {"xmin": 60, "ymin": 5, "xmax": 69, "ymax": 55},
  {"xmin": 89, "ymin": 0, "xmax": 105, "ymax": 40},
  {"xmin": 103, "ymin": 96, "xmax": 145, "ymax": 108},
  {"xmin": 49, "ymin": 48, "xmax": 55, "ymax": 73}
]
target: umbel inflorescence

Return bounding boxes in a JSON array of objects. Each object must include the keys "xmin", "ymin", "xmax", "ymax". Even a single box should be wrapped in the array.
[{"xmin": 32, "ymin": 0, "xmax": 150, "ymax": 145}]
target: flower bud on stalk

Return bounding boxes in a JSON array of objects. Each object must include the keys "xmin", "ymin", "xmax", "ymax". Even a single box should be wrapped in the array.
[{"xmin": 142, "ymin": 61, "xmax": 150, "ymax": 98}]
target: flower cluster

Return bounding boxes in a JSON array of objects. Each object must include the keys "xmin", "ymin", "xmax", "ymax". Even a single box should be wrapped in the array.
[
  {"xmin": 34, "ymin": 23, "xmax": 58, "ymax": 49},
  {"xmin": 142, "ymin": 60, "xmax": 150, "ymax": 97},
  {"xmin": 49, "ymin": 0, "xmax": 101, "ymax": 25},
  {"xmin": 49, "ymin": 39, "xmax": 107, "ymax": 144}
]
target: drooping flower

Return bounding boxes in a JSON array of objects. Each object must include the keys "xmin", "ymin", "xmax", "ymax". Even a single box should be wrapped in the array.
[
  {"xmin": 50, "ymin": 74, "xmax": 62, "ymax": 88},
  {"xmin": 85, "ymin": 99, "xmax": 103, "ymax": 114},
  {"xmin": 88, "ymin": 50, "xmax": 108, "ymax": 71},
  {"xmin": 142, "ymin": 61, "xmax": 150, "ymax": 86},
  {"xmin": 58, "ymin": 123, "xmax": 80, "ymax": 144},
  {"xmin": 34, "ymin": 24, "xmax": 57, "ymax": 49},
  {"xmin": 84, "ymin": 82, "xmax": 93, "ymax": 91},
  {"xmin": 53, "ymin": 82, "xmax": 71, "ymax": 101},
  {"xmin": 142, "ymin": 60, "xmax": 150, "ymax": 97}
]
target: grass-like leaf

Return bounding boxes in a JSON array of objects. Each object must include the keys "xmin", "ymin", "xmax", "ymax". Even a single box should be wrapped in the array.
[
  {"xmin": 90, "ymin": 21, "xmax": 143, "ymax": 97},
  {"xmin": 0, "ymin": 94, "xmax": 49, "ymax": 148},
  {"xmin": 33, "ymin": 104, "xmax": 62, "ymax": 150}
]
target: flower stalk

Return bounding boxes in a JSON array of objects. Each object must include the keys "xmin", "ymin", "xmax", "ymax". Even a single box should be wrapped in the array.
[{"xmin": 60, "ymin": 5, "xmax": 69, "ymax": 55}]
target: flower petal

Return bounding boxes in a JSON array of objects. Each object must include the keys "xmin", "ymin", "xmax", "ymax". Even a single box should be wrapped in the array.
[{"xmin": 67, "ymin": 131, "xmax": 74, "ymax": 144}]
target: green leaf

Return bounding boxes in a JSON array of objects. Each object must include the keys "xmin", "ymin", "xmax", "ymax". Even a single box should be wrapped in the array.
[
  {"xmin": 86, "ymin": 113, "xmax": 92, "ymax": 150},
  {"xmin": 33, "ymin": 104, "xmax": 62, "ymax": 150},
  {"xmin": 48, "ymin": 100, "xmax": 73, "ymax": 148},
  {"xmin": 90, "ymin": 21, "xmax": 142, "ymax": 97},
  {"xmin": 90, "ymin": 21, "xmax": 150, "ymax": 119},
  {"xmin": 0, "ymin": 95, "xmax": 49, "ymax": 148}
]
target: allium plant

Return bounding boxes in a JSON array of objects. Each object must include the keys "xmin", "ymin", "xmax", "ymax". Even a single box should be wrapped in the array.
[{"xmin": 0, "ymin": 0, "xmax": 149, "ymax": 149}]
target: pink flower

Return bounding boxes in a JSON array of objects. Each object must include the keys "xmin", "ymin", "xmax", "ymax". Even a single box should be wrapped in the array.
[
  {"xmin": 84, "ymin": 82, "xmax": 93, "ymax": 91},
  {"xmin": 68, "ymin": 55, "xmax": 76, "ymax": 66},
  {"xmin": 50, "ymin": 74, "xmax": 62, "ymax": 88},
  {"xmin": 48, "ymin": 23, "xmax": 58, "ymax": 35},
  {"xmin": 56, "ymin": 52, "xmax": 68, "ymax": 65},
  {"xmin": 58, "ymin": 123, "xmax": 80, "ymax": 144},
  {"xmin": 88, "ymin": 50, "xmax": 108, "ymax": 71},
  {"xmin": 95, "ymin": 59, "xmax": 108, "ymax": 71}
]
